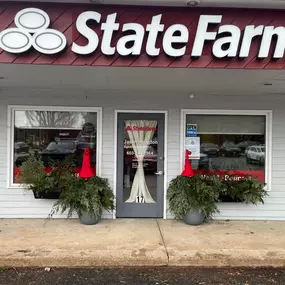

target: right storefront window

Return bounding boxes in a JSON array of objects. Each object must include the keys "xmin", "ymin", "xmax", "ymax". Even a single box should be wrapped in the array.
[{"xmin": 185, "ymin": 114, "xmax": 266, "ymax": 183}]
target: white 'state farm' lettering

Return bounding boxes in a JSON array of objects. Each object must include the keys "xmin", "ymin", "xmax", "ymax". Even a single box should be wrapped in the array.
[{"xmin": 1, "ymin": 8, "xmax": 284, "ymax": 59}]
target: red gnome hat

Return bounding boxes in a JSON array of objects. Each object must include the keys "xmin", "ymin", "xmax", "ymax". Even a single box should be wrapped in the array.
[
  {"xmin": 181, "ymin": 149, "xmax": 194, "ymax": 177},
  {"xmin": 79, "ymin": 148, "xmax": 94, "ymax": 179}
]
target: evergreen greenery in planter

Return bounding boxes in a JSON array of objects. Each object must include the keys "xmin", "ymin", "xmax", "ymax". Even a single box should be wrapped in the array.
[
  {"xmin": 167, "ymin": 174, "xmax": 221, "ymax": 225},
  {"xmin": 167, "ymin": 172, "xmax": 267, "ymax": 225},
  {"xmin": 48, "ymin": 174, "xmax": 114, "ymax": 225},
  {"xmin": 19, "ymin": 154, "xmax": 114, "ymax": 225},
  {"xmin": 219, "ymin": 173, "xmax": 268, "ymax": 204},
  {"xmin": 19, "ymin": 154, "xmax": 73, "ymax": 199}
]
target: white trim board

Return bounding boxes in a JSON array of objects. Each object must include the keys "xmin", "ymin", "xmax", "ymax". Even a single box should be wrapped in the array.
[
  {"xmin": 180, "ymin": 109, "xmax": 273, "ymax": 192},
  {"xmin": 7, "ymin": 105, "xmax": 103, "ymax": 189},
  {"xmin": 114, "ymin": 110, "xmax": 168, "ymax": 219}
]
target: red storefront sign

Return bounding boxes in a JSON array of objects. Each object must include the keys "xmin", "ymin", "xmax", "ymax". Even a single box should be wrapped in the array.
[
  {"xmin": 13, "ymin": 167, "xmax": 97, "ymax": 183},
  {"xmin": 194, "ymin": 170, "xmax": 265, "ymax": 183}
]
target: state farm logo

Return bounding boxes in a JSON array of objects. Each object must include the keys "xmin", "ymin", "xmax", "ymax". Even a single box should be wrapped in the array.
[
  {"xmin": 0, "ymin": 8, "xmax": 67, "ymax": 54},
  {"xmin": 1, "ymin": 7, "xmax": 285, "ymax": 60}
]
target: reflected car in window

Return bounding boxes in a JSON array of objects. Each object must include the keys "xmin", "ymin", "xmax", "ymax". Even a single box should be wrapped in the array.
[
  {"xmin": 237, "ymin": 141, "xmax": 260, "ymax": 153},
  {"xmin": 40, "ymin": 140, "xmax": 76, "ymax": 166},
  {"xmin": 14, "ymin": 142, "xmax": 29, "ymax": 153},
  {"xmin": 189, "ymin": 152, "xmax": 210, "ymax": 171},
  {"xmin": 246, "ymin": 145, "xmax": 265, "ymax": 165},
  {"xmin": 220, "ymin": 141, "xmax": 242, "ymax": 157},
  {"xmin": 200, "ymin": 143, "xmax": 220, "ymax": 157},
  {"xmin": 14, "ymin": 152, "xmax": 30, "ymax": 167},
  {"xmin": 198, "ymin": 152, "xmax": 210, "ymax": 171}
]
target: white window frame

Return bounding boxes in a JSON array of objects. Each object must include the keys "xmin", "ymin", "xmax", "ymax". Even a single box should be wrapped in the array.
[
  {"xmin": 7, "ymin": 105, "xmax": 102, "ymax": 188},
  {"xmin": 180, "ymin": 109, "xmax": 272, "ymax": 191}
]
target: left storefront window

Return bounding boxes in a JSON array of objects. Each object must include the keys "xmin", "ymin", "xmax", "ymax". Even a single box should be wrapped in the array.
[{"xmin": 11, "ymin": 108, "xmax": 99, "ymax": 185}]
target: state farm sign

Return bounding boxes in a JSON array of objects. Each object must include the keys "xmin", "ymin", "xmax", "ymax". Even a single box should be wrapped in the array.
[
  {"xmin": 74, "ymin": 12, "xmax": 285, "ymax": 59},
  {"xmin": 1, "ymin": 7, "xmax": 285, "ymax": 60}
]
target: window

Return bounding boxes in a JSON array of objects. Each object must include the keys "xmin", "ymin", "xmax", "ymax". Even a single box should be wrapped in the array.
[
  {"xmin": 182, "ymin": 110, "xmax": 272, "ymax": 189},
  {"xmin": 8, "ymin": 106, "xmax": 102, "ymax": 187}
]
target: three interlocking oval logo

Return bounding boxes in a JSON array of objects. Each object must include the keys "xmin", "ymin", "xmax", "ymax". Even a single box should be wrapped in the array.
[{"xmin": 0, "ymin": 8, "xmax": 67, "ymax": 54}]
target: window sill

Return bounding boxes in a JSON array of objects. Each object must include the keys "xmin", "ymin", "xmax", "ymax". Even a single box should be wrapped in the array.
[
  {"xmin": 7, "ymin": 184, "xmax": 25, "ymax": 190},
  {"xmin": 33, "ymin": 190, "xmax": 60, "ymax": 199},
  {"xmin": 219, "ymin": 195, "xmax": 244, "ymax": 203}
]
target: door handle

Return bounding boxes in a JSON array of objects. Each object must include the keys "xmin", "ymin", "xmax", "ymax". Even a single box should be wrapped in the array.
[{"xmin": 155, "ymin": 170, "xmax": 164, "ymax": 176}]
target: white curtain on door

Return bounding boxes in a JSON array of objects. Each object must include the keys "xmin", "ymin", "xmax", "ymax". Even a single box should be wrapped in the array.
[{"xmin": 125, "ymin": 120, "xmax": 157, "ymax": 203}]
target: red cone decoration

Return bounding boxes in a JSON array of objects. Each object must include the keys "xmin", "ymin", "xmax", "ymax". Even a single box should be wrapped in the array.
[
  {"xmin": 181, "ymin": 149, "xmax": 194, "ymax": 177},
  {"xmin": 79, "ymin": 148, "xmax": 94, "ymax": 179}
]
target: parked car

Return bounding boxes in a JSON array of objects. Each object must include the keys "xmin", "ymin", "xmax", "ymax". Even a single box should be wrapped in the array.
[
  {"xmin": 14, "ymin": 142, "xmax": 29, "ymax": 153},
  {"xmin": 14, "ymin": 142, "xmax": 31, "ymax": 167},
  {"xmin": 200, "ymin": 143, "xmax": 220, "ymax": 157},
  {"xmin": 14, "ymin": 152, "xmax": 30, "ymax": 167},
  {"xmin": 237, "ymin": 141, "xmax": 260, "ymax": 153},
  {"xmin": 220, "ymin": 141, "xmax": 242, "ymax": 157},
  {"xmin": 76, "ymin": 141, "xmax": 96, "ymax": 151},
  {"xmin": 40, "ymin": 140, "xmax": 76, "ymax": 166},
  {"xmin": 188, "ymin": 151, "xmax": 210, "ymax": 171},
  {"xmin": 198, "ymin": 152, "xmax": 210, "ymax": 171},
  {"xmin": 246, "ymin": 145, "xmax": 265, "ymax": 165}
]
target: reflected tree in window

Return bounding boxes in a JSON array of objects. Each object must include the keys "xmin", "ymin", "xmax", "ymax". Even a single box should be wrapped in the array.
[{"xmin": 25, "ymin": 111, "xmax": 80, "ymax": 128}]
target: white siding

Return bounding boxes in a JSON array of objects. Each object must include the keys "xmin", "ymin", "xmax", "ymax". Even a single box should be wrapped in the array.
[{"xmin": 0, "ymin": 87, "xmax": 284, "ymax": 220}]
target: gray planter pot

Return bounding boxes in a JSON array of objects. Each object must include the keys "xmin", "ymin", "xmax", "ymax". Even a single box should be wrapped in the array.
[
  {"xmin": 79, "ymin": 212, "xmax": 101, "ymax": 225},
  {"xmin": 183, "ymin": 210, "xmax": 205, "ymax": 226}
]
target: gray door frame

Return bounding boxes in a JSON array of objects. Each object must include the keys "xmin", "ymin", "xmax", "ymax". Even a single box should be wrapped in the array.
[{"xmin": 116, "ymin": 112, "xmax": 165, "ymax": 218}]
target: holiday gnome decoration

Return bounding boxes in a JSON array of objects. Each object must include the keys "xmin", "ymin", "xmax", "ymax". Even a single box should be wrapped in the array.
[
  {"xmin": 181, "ymin": 149, "xmax": 194, "ymax": 177},
  {"xmin": 79, "ymin": 148, "xmax": 94, "ymax": 179}
]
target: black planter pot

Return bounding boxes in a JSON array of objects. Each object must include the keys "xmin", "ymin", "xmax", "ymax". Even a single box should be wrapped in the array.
[
  {"xmin": 32, "ymin": 190, "xmax": 61, "ymax": 199},
  {"xmin": 219, "ymin": 194, "xmax": 244, "ymax": 203}
]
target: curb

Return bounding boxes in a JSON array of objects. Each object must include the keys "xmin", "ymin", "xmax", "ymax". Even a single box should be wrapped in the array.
[
  {"xmin": 168, "ymin": 249, "xmax": 285, "ymax": 267},
  {"xmin": 1, "ymin": 250, "xmax": 285, "ymax": 268},
  {"xmin": 0, "ymin": 249, "xmax": 168, "ymax": 268}
]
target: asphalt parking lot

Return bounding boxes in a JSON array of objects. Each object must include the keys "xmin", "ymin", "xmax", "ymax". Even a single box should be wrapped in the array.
[{"xmin": 0, "ymin": 267, "xmax": 284, "ymax": 285}]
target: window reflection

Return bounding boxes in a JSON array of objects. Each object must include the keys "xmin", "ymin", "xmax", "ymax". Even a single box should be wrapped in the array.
[
  {"xmin": 13, "ymin": 110, "xmax": 97, "ymax": 183},
  {"xmin": 186, "ymin": 115, "xmax": 266, "ymax": 182}
]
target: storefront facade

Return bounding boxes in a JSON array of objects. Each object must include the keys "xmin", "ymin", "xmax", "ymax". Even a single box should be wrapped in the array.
[{"xmin": 0, "ymin": 1, "xmax": 285, "ymax": 219}]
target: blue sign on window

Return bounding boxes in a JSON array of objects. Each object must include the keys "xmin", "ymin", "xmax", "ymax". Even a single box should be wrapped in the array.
[{"xmin": 186, "ymin": 124, "xmax": 197, "ymax": 137}]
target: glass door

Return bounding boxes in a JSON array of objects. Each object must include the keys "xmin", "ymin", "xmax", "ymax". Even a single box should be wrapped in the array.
[{"xmin": 116, "ymin": 113, "xmax": 165, "ymax": 218}]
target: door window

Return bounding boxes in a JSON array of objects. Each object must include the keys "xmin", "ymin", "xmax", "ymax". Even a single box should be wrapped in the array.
[{"xmin": 123, "ymin": 120, "xmax": 158, "ymax": 203}]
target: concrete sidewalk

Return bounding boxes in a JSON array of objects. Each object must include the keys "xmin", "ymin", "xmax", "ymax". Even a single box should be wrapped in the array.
[{"xmin": 1, "ymin": 219, "xmax": 285, "ymax": 268}]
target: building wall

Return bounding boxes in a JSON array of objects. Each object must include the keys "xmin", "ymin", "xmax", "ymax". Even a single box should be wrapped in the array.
[{"xmin": 0, "ymin": 87, "xmax": 284, "ymax": 220}]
